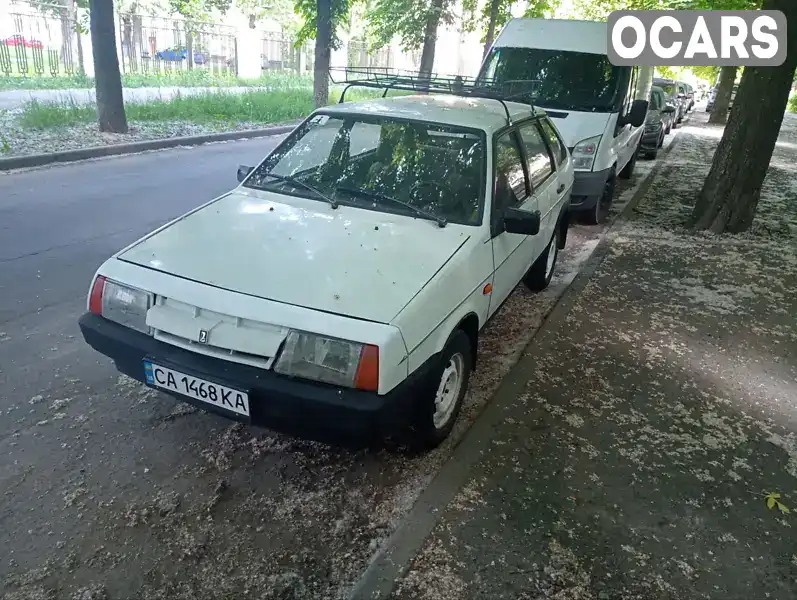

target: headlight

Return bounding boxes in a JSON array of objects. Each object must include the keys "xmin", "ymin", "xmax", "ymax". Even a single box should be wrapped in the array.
[
  {"xmin": 89, "ymin": 276, "xmax": 152, "ymax": 334},
  {"xmin": 274, "ymin": 330, "xmax": 379, "ymax": 391},
  {"xmin": 571, "ymin": 135, "xmax": 601, "ymax": 171}
]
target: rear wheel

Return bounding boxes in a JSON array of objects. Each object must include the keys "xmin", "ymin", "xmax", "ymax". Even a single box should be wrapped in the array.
[
  {"xmin": 407, "ymin": 330, "xmax": 472, "ymax": 451},
  {"xmin": 524, "ymin": 226, "xmax": 560, "ymax": 292}
]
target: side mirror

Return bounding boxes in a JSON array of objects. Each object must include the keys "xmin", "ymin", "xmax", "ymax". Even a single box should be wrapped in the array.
[
  {"xmin": 625, "ymin": 99, "xmax": 648, "ymax": 128},
  {"xmin": 503, "ymin": 207, "xmax": 541, "ymax": 236},
  {"xmin": 662, "ymin": 105, "xmax": 676, "ymax": 114},
  {"xmin": 237, "ymin": 165, "xmax": 254, "ymax": 182}
]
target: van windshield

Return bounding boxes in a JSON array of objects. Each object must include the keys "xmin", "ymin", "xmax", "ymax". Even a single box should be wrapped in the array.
[{"xmin": 478, "ymin": 47, "xmax": 624, "ymax": 113}]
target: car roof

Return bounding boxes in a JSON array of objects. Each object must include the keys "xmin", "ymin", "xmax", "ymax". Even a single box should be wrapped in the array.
[{"xmin": 319, "ymin": 95, "xmax": 543, "ymax": 134}]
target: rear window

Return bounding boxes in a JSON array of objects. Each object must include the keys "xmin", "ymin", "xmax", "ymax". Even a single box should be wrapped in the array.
[{"xmin": 478, "ymin": 47, "xmax": 625, "ymax": 113}]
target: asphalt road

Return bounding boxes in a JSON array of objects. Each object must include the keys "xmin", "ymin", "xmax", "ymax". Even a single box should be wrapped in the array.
[{"xmin": 0, "ymin": 131, "xmax": 667, "ymax": 599}]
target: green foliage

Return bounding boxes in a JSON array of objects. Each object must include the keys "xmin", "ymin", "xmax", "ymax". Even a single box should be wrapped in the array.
[
  {"xmin": 366, "ymin": 0, "xmax": 454, "ymax": 52},
  {"xmin": 16, "ymin": 86, "xmax": 392, "ymax": 129},
  {"xmin": 168, "ymin": 0, "xmax": 232, "ymax": 20},
  {"xmin": 0, "ymin": 71, "xmax": 313, "ymax": 90},
  {"xmin": 788, "ymin": 93, "xmax": 797, "ymax": 114},
  {"xmin": 294, "ymin": 0, "xmax": 353, "ymax": 47}
]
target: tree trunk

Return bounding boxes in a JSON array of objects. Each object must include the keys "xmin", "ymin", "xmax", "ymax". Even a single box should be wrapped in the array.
[
  {"xmin": 186, "ymin": 23, "xmax": 194, "ymax": 70},
  {"xmin": 90, "ymin": 0, "xmax": 128, "ymax": 133},
  {"xmin": 314, "ymin": 0, "xmax": 332, "ymax": 107},
  {"xmin": 73, "ymin": 0, "xmax": 85, "ymax": 76},
  {"xmin": 418, "ymin": 0, "xmax": 444, "ymax": 79},
  {"xmin": 708, "ymin": 65, "xmax": 737, "ymax": 125},
  {"xmin": 690, "ymin": 0, "xmax": 797, "ymax": 234},
  {"xmin": 482, "ymin": 0, "xmax": 500, "ymax": 61}
]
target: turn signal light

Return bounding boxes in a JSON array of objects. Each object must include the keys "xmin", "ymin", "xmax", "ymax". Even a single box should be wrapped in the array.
[
  {"xmin": 354, "ymin": 344, "xmax": 380, "ymax": 392},
  {"xmin": 89, "ymin": 275, "xmax": 106, "ymax": 315}
]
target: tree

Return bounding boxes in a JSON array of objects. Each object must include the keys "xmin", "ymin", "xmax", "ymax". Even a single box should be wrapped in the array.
[
  {"xmin": 707, "ymin": 66, "xmax": 737, "ymax": 124},
  {"xmin": 691, "ymin": 0, "xmax": 797, "ymax": 233},
  {"xmin": 295, "ymin": 0, "xmax": 351, "ymax": 106},
  {"xmin": 89, "ymin": 0, "xmax": 128, "ymax": 133},
  {"xmin": 367, "ymin": 0, "xmax": 455, "ymax": 78}
]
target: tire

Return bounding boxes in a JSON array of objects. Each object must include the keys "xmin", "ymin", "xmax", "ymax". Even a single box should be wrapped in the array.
[
  {"xmin": 407, "ymin": 330, "xmax": 472, "ymax": 451},
  {"xmin": 579, "ymin": 169, "xmax": 616, "ymax": 226},
  {"xmin": 643, "ymin": 149, "xmax": 657, "ymax": 160},
  {"xmin": 524, "ymin": 226, "xmax": 560, "ymax": 292},
  {"xmin": 618, "ymin": 146, "xmax": 638, "ymax": 179}
]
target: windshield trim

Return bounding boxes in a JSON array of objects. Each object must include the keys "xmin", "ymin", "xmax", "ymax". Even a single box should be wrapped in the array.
[{"xmin": 243, "ymin": 112, "xmax": 489, "ymax": 227}]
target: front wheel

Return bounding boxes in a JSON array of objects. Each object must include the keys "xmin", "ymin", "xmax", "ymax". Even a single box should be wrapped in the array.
[
  {"xmin": 524, "ymin": 226, "xmax": 560, "ymax": 292},
  {"xmin": 407, "ymin": 330, "xmax": 472, "ymax": 451},
  {"xmin": 618, "ymin": 146, "xmax": 639, "ymax": 179},
  {"xmin": 579, "ymin": 170, "xmax": 616, "ymax": 226}
]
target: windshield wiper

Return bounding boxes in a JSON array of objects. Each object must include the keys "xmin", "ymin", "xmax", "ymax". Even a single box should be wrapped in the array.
[
  {"xmin": 336, "ymin": 185, "xmax": 447, "ymax": 228},
  {"xmin": 260, "ymin": 173, "xmax": 338, "ymax": 209}
]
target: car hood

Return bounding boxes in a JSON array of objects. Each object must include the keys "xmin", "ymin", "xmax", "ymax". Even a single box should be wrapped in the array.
[
  {"xmin": 540, "ymin": 109, "xmax": 610, "ymax": 149},
  {"xmin": 118, "ymin": 188, "xmax": 472, "ymax": 324}
]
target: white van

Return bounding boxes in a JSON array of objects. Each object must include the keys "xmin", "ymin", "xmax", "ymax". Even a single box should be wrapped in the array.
[{"xmin": 477, "ymin": 18, "xmax": 652, "ymax": 224}]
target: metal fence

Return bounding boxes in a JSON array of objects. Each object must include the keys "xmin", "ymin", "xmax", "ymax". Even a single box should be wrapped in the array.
[
  {"xmin": 0, "ymin": 0, "xmax": 83, "ymax": 77},
  {"xmin": 117, "ymin": 13, "xmax": 238, "ymax": 77},
  {"xmin": 261, "ymin": 32, "xmax": 313, "ymax": 73},
  {"xmin": 347, "ymin": 40, "xmax": 392, "ymax": 70}
]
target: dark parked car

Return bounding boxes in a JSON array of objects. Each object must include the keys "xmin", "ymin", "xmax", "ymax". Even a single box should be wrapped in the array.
[
  {"xmin": 682, "ymin": 82, "xmax": 695, "ymax": 111},
  {"xmin": 640, "ymin": 86, "xmax": 676, "ymax": 159},
  {"xmin": 155, "ymin": 46, "xmax": 207, "ymax": 65},
  {"xmin": 653, "ymin": 77, "xmax": 687, "ymax": 126},
  {"xmin": 706, "ymin": 83, "xmax": 738, "ymax": 112}
]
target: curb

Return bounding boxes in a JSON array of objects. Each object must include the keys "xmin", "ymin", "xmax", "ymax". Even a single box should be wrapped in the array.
[
  {"xmin": 347, "ymin": 124, "xmax": 687, "ymax": 600},
  {"xmin": 0, "ymin": 122, "xmax": 299, "ymax": 171}
]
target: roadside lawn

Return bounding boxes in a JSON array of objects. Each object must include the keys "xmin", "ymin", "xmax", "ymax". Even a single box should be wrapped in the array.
[{"xmin": 0, "ymin": 86, "xmax": 395, "ymax": 158}]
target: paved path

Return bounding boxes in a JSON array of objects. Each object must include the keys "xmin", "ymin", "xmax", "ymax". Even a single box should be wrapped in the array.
[
  {"xmin": 0, "ymin": 129, "xmax": 667, "ymax": 599},
  {"xmin": 0, "ymin": 86, "xmax": 269, "ymax": 110}
]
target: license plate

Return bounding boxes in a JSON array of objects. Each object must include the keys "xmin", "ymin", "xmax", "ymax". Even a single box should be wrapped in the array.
[{"xmin": 143, "ymin": 361, "xmax": 250, "ymax": 417}]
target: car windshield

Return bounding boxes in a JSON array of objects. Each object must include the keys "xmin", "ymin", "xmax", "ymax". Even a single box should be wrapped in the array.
[
  {"xmin": 244, "ymin": 114, "xmax": 486, "ymax": 226},
  {"xmin": 656, "ymin": 81, "xmax": 676, "ymax": 97},
  {"xmin": 478, "ymin": 47, "xmax": 624, "ymax": 112}
]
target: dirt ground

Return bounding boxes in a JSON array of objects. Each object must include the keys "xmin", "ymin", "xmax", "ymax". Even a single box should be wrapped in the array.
[{"xmin": 388, "ymin": 111, "xmax": 797, "ymax": 600}]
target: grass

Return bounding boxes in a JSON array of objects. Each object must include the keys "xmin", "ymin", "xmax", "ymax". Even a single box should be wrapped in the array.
[
  {"xmin": 0, "ymin": 70, "xmax": 314, "ymax": 90},
  {"xmin": 16, "ymin": 87, "xmax": 403, "ymax": 130},
  {"xmin": 788, "ymin": 92, "xmax": 797, "ymax": 114}
]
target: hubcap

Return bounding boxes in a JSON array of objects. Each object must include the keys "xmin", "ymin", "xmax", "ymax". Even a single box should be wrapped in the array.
[
  {"xmin": 432, "ymin": 352, "xmax": 465, "ymax": 429},
  {"xmin": 545, "ymin": 232, "xmax": 558, "ymax": 279}
]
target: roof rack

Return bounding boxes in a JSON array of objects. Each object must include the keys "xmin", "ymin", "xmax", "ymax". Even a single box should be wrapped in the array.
[{"xmin": 328, "ymin": 67, "xmax": 541, "ymax": 125}]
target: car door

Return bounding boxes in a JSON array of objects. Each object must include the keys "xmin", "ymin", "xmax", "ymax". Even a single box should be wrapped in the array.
[
  {"xmin": 517, "ymin": 120, "xmax": 558, "ymax": 244},
  {"xmin": 488, "ymin": 129, "xmax": 536, "ymax": 316}
]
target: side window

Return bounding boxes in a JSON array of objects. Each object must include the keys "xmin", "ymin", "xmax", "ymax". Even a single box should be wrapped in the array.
[
  {"xmin": 518, "ymin": 122, "xmax": 554, "ymax": 189},
  {"xmin": 539, "ymin": 118, "xmax": 568, "ymax": 166},
  {"xmin": 495, "ymin": 131, "xmax": 529, "ymax": 206}
]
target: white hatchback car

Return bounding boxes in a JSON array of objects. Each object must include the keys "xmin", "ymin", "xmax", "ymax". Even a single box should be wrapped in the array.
[{"xmin": 79, "ymin": 92, "xmax": 574, "ymax": 449}]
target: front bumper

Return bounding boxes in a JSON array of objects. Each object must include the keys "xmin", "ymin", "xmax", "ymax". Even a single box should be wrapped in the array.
[
  {"xmin": 79, "ymin": 313, "xmax": 432, "ymax": 442},
  {"xmin": 570, "ymin": 167, "xmax": 614, "ymax": 211}
]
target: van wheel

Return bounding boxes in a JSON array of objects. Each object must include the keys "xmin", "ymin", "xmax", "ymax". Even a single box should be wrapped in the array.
[
  {"xmin": 407, "ymin": 330, "xmax": 472, "ymax": 451},
  {"xmin": 580, "ymin": 170, "xmax": 615, "ymax": 225},
  {"xmin": 524, "ymin": 226, "xmax": 560, "ymax": 292},
  {"xmin": 619, "ymin": 146, "xmax": 638, "ymax": 179}
]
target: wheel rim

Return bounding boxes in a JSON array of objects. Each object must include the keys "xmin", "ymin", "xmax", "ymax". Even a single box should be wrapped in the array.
[
  {"xmin": 432, "ymin": 352, "xmax": 465, "ymax": 429},
  {"xmin": 545, "ymin": 232, "xmax": 558, "ymax": 279}
]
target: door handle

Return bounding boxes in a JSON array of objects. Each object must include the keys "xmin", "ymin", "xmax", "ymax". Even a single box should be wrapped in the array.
[{"xmin": 557, "ymin": 183, "xmax": 566, "ymax": 194}]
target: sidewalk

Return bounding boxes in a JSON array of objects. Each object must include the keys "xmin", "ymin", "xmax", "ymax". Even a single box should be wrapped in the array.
[{"xmin": 386, "ymin": 111, "xmax": 797, "ymax": 599}]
